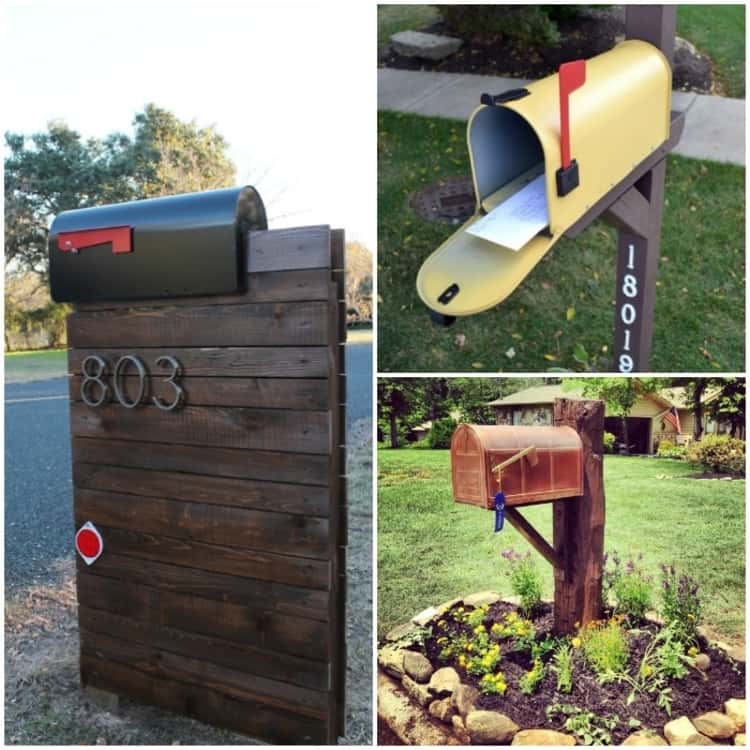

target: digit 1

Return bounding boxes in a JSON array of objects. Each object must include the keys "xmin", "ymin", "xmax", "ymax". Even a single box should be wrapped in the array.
[
  {"xmin": 623, "ymin": 329, "xmax": 631, "ymax": 352},
  {"xmin": 627, "ymin": 243, "xmax": 635, "ymax": 270}
]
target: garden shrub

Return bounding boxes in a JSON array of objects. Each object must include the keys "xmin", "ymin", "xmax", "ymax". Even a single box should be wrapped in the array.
[
  {"xmin": 427, "ymin": 417, "xmax": 458, "ymax": 449},
  {"xmin": 603, "ymin": 431, "xmax": 616, "ymax": 454},
  {"xmin": 603, "ymin": 551, "xmax": 653, "ymax": 624},
  {"xmin": 659, "ymin": 565, "xmax": 701, "ymax": 645},
  {"xmin": 501, "ymin": 549, "xmax": 543, "ymax": 617},
  {"xmin": 657, "ymin": 440, "xmax": 686, "ymax": 459},
  {"xmin": 577, "ymin": 618, "xmax": 629, "ymax": 681},
  {"xmin": 519, "ymin": 657, "xmax": 546, "ymax": 695},
  {"xmin": 687, "ymin": 434, "xmax": 745, "ymax": 476},
  {"xmin": 551, "ymin": 642, "xmax": 574, "ymax": 693}
]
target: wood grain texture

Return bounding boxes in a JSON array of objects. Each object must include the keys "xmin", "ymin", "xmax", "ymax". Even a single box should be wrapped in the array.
[
  {"xmin": 77, "ymin": 574, "xmax": 331, "ymax": 660},
  {"xmin": 80, "ymin": 654, "xmax": 328, "ymax": 744},
  {"xmin": 70, "ymin": 375, "xmax": 329, "ymax": 410},
  {"xmin": 69, "ymin": 347, "xmax": 329, "ymax": 378},
  {"xmin": 71, "ymin": 438, "xmax": 330, "ymax": 486},
  {"xmin": 68, "ymin": 301, "xmax": 329, "ymax": 348},
  {"xmin": 73, "ymin": 463, "xmax": 330, "ymax": 516},
  {"xmin": 75, "ymin": 489, "xmax": 330, "ymax": 559},
  {"xmin": 70, "ymin": 403, "xmax": 330, "ymax": 454},
  {"xmin": 82, "ymin": 526, "xmax": 331, "ymax": 589},
  {"xmin": 247, "ymin": 226, "xmax": 331, "ymax": 273}
]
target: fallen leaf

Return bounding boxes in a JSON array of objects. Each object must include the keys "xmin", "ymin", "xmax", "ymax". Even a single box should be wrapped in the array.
[
  {"xmin": 511, "ymin": 333, "xmax": 522, "ymax": 340},
  {"xmin": 544, "ymin": 353, "xmax": 558, "ymax": 361},
  {"xmin": 566, "ymin": 306, "xmax": 576, "ymax": 321},
  {"xmin": 472, "ymin": 362, "xmax": 485, "ymax": 369},
  {"xmin": 505, "ymin": 347, "xmax": 516, "ymax": 359},
  {"xmin": 455, "ymin": 334, "xmax": 466, "ymax": 348}
]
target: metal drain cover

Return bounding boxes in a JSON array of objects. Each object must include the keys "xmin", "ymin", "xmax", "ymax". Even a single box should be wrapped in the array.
[{"xmin": 410, "ymin": 175, "xmax": 475, "ymax": 224}]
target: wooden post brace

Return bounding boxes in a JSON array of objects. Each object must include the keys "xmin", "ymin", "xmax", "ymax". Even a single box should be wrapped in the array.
[{"xmin": 504, "ymin": 506, "xmax": 563, "ymax": 573}]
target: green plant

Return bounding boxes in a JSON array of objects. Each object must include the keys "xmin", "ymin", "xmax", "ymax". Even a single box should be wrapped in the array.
[
  {"xmin": 427, "ymin": 417, "xmax": 458, "ymax": 449},
  {"xmin": 603, "ymin": 431, "xmax": 616, "ymax": 454},
  {"xmin": 687, "ymin": 434, "xmax": 745, "ymax": 476},
  {"xmin": 657, "ymin": 439, "xmax": 687, "ymax": 459},
  {"xmin": 660, "ymin": 565, "xmax": 702, "ymax": 645},
  {"xmin": 545, "ymin": 703, "xmax": 620, "ymax": 746},
  {"xmin": 603, "ymin": 551, "xmax": 653, "ymax": 624},
  {"xmin": 501, "ymin": 549, "xmax": 543, "ymax": 617},
  {"xmin": 519, "ymin": 657, "xmax": 546, "ymax": 695},
  {"xmin": 551, "ymin": 642, "xmax": 574, "ymax": 694},
  {"xmin": 479, "ymin": 671, "xmax": 508, "ymax": 695},
  {"xmin": 579, "ymin": 618, "xmax": 630, "ymax": 682}
]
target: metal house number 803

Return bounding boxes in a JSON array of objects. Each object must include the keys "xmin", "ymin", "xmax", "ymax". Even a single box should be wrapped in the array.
[{"xmin": 81, "ymin": 354, "xmax": 184, "ymax": 411}]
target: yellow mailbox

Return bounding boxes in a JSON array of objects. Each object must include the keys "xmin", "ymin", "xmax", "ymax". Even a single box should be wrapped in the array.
[{"xmin": 416, "ymin": 40, "xmax": 672, "ymax": 321}]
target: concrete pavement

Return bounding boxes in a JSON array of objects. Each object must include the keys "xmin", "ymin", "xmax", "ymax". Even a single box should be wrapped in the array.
[{"xmin": 378, "ymin": 68, "xmax": 746, "ymax": 166}]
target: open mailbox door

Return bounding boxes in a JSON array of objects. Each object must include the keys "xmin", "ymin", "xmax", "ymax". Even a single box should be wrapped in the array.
[{"xmin": 417, "ymin": 40, "xmax": 671, "ymax": 320}]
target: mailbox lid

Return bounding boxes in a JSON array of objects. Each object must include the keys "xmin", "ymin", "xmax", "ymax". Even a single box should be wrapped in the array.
[
  {"xmin": 49, "ymin": 185, "xmax": 266, "ymax": 303},
  {"xmin": 451, "ymin": 423, "xmax": 583, "ymax": 509}
]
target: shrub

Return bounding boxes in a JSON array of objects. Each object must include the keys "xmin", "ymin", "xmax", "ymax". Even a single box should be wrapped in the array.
[
  {"xmin": 551, "ymin": 642, "xmax": 574, "ymax": 693},
  {"xmin": 436, "ymin": 5, "xmax": 564, "ymax": 47},
  {"xmin": 687, "ymin": 434, "xmax": 745, "ymax": 476},
  {"xmin": 578, "ymin": 618, "xmax": 629, "ymax": 681},
  {"xmin": 657, "ymin": 440, "xmax": 686, "ymax": 459},
  {"xmin": 479, "ymin": 671, "xmax": 508, "ymax": 695},
  {"xmin": 603, "ymin": 431, "xmax": 616, "ymax": 454},
  {"xmin": 501, "ymin": 549, "xmax": 543, "ymax": 617},
  {"xmin": 603, "ymin": 551, "xmax": 653, "ymax": 624},
  {"xmin": 519, "ymin": 657, "xmax": 546, "ymax": 695},
  {"xmin": 659, "ymin": 565, "xmax": 701, "ymax": 646},
  {"xmin": 427, "ymin": 417, "xmax": 458, "ymax": 449}
]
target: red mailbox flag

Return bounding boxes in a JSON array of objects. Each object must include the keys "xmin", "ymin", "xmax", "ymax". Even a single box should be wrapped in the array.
[
  {"xmin": 75, "ymin": 521, "xmax": 103, "ymax": 565},
  {"xmin": 558, "ymin": 59, "xmax": 586, "ymax": 170}
]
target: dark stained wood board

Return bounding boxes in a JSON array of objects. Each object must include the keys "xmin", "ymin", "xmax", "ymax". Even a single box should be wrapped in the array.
[{"xmin": 67, "ymin": 225, "xmax": 347, "ymax": 743}]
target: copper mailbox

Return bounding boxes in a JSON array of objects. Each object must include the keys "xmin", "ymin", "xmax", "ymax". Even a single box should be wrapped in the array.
[{"xmin": 451, "ymin": 424, "xmax": 583, "ymax": 509}]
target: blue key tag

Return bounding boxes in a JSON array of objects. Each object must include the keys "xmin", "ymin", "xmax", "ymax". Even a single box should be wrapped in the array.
[{"xmin": 494, "ymin": 491, "xmax": 505, "ymax": 532}]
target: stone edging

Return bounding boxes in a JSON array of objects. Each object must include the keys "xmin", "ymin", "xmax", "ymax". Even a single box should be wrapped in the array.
[{"xmin": 377, "ymin": 592, "xmax": 746, "ymax": 746}]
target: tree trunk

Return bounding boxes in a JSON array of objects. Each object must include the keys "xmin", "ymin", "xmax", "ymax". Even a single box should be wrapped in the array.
[
  {"xmin": 621, "ymin": 415, "xmax": 630, "ymax": 454},
  {"xmin": 693, "ymin": 380, "xmax": 706, "ymax": 440},
  {"xmin": 389, "ymin": 412, "xmax": 399, "ymax": 449}
]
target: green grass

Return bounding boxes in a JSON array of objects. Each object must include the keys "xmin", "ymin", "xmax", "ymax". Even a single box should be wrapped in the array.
[
  {"xmin": 377, "ymin": 111, "xmax": 745, "ymax": 372},
  {"xmin": 5, "ymin": 349, "xmax": 67, "ymax": 383},
  {"xmin": 378, "ymin": 4, "xmax": 440, "ymax": 49},
  {"xmin": 677, "ymin": 5, "xmax": 745, "ymax": 98},
  {"xmin": 378, "ymin": 449, "xmax": 745, "ymax": 641}
]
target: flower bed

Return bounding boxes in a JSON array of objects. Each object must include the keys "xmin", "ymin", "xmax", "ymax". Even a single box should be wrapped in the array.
[{"xmin": 378, "ymin": 595, "xmax": 745, "ymax": 745}]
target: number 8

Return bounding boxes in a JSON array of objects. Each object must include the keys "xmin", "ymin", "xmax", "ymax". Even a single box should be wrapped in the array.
[{"xmin": 81, "ymin": 355, "xmax": 109, "ymax": 407}]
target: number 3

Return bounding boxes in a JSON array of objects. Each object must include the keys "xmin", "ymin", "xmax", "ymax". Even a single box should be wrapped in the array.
[{"xmin": 153, "ymin": 356, "xmax": 184, "ymax": 411}]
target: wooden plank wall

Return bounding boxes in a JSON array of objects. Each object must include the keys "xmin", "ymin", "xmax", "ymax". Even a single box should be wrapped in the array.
[{"xmin": 68, "ymin": 225, "xmax": 347, "ymax": 744}]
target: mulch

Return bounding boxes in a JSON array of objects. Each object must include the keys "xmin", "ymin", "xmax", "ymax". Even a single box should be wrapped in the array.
[
  {"xmin": 418, "ymin": 601, "xmax": 744, "ymax": 745},
  {"xmin": 379, "ymin": 8, "xmax": 715, "ymax": 94}
]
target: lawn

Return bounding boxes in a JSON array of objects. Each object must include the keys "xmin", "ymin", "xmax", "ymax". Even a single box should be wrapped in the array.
[
  {"xmin": 377, "ymin": 111, "xmax": 745, "ymax": 372},
  {"xmin": 378, "ymin": 448, "xmax": 745, "ymax": 643},
  {"xmin": 677, "ymin": 5, "xmax": 745, "ymax": 98},
  {"xmin": 5, "ymin": 349, "xmax": 67, "ymax": 383},
  {"xmin": 377, "ymin": 4, "xmax": 439, "ymax": 50}
]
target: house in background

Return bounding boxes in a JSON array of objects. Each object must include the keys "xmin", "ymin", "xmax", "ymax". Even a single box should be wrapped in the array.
[{"xmin": 487, "ymin": 385, "xmax": 741, "ymax": 455}]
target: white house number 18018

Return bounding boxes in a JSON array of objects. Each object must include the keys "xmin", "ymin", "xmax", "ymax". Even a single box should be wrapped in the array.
[
  {"xmin": 618, "ymin": 243, "xmax": 639, "ymax": 373},
  {"xmin": 81, "ymin": 354, "xmax": 184, "ymax": 411}
]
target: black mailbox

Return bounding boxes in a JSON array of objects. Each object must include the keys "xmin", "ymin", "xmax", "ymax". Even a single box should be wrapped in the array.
[{"xmin": 48, "ymin": 186, "xmax": 266, "ymax": 303}]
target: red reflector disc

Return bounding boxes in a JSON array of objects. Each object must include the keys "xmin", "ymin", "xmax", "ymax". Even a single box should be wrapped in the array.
[{"xmin": 77, "ymin": 529, "xmax": 101, "ymax": 558}]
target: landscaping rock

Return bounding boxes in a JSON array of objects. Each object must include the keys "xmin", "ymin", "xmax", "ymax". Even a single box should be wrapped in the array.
[
  {"xmin": 452, "ymin": 715, "xmax": 471, "ymax": 744},
  {"xmin": 735, "ymin": 733, "xmax": 746, "ymax": 745},
  {"xmin": 664, "ymin": 716, "xmax": 716, "ymax": 745},
  {"xmin": 385, "ymin": 620, "xmax": 423, "ymax": 643},
  {"xmin": 435, "ymin": 598, "xmax": 462, "ymax": 616},
  {"xmin": 452, "ymin": 683, "xmax": 479, "ymax": 717},
  {"xmin": 695, "ymin": 653, "xmax": 711, "ymax": 672},
  {"xmin": 466, "ymin": 710, "xmax": 519, "ymax": 745},
  {"xmin": 464, "ymin": 591, "xmax": 501, "ymax": 608},
  {"xmin": 725, "ymin": 699, "xmax": 747, "ymax": 732},
  {"xmin": 404, "ymin": 650, "xmax": 434, "ymax": 683},
  {"xmin": 378, "ymin": 672, "xmax": 460, "ymax": 745},
  {"xmin": 512, "ymin": 729, "xmax": 576, "ymax": 745},
  {"xmin": 390, "ymin": 30, "xmax": 462, "ymax": 62},
  {"xmin": 428, "ymin": 667, "xmax": 461, "ymax": 698},
  {"xmin": 402, "ymin": 675, "xmax": 431, "ymax": 707},
  {"xmin": 729, "ymin": 645, "xmax": 746, "ymax": 663},
  {"xmin": 623, "ymin": 729, "xmax": 669, "ymax": 745},
  {"xmin": 429, "ymin": 697, "xmax": 456, "ymax": 723},
  {"xmin": 412, "ymin": 606, "xmax": 438, "ymax": 626},
  {"xmin": 693, "ymin": 712, "xmax": 737, "ymax": 740},
  {"xmin": 378, "ymin": 646, "xmax": 405, "ymax": 679}
]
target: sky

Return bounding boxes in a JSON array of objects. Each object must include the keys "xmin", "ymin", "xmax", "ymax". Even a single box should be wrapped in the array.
[{"xmin": 3, "ymin": 1, "xmax": 376, "ymax": 249}]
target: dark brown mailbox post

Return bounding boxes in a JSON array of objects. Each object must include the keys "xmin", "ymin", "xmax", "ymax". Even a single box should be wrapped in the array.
[
  {"xmin": 52, "ymin": 187, "xmax": 347, "ymax": 744},
  {"xmin": 450, "ymin": 399, "xmax": 605, "ymax": 635}
]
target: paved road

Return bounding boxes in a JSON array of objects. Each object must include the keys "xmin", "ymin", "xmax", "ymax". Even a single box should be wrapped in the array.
[{"xmin": 5, "ymin": 340, "xmax": 372, "ymax": 591}]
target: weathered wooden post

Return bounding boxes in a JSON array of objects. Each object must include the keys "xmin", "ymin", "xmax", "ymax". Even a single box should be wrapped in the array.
[
  {"xmin": 451, "ymin": 397, "xmax": 605, "ymax": 634},
  {"xmin": 49, "ymin": 189, "xmax": 347, "ymax": 744},
  {"xmin": 552, "ymin": 398, "xmax": 606, "ymax": 634}
]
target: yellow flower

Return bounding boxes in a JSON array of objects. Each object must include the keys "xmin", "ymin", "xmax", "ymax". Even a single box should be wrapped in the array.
[
  {"xmin": 571, "ymin": 637, "xmax": 582, "ymax": 649},
  {"xmin": 474, "ymin": 624, "xmax": 486, "ymax": 634},
  {"xmin": 641, "ymin": 664, "xmax": 654, "ymax": 677},
  {"xmin": 438, "ymin": 619, "xmax": 447, "ymax": 627},
  {"xmin": 687, "ymin": 613, "xmax": 696, "ymax": 620},
  {"xmin": 466, "ymin": 643, "xmax": 474, "ymax": 652},
  {"xmin": 688, "ymin": 646, "xmax": 699, "ymax": 657}
]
